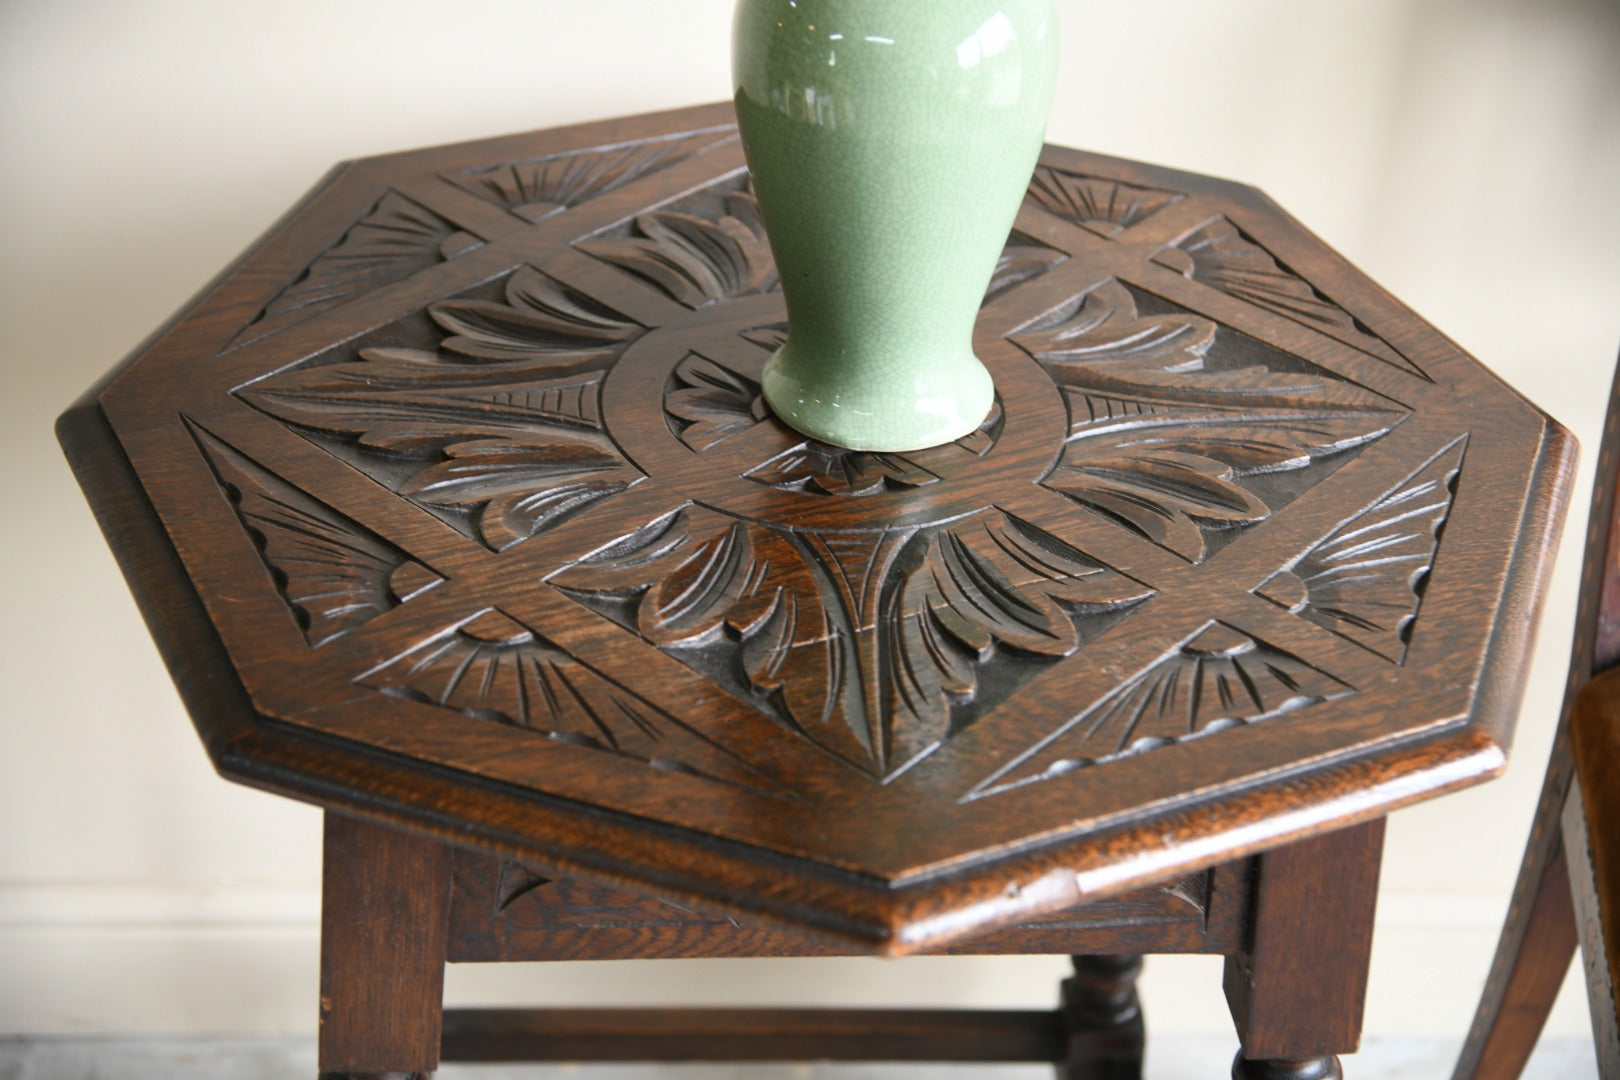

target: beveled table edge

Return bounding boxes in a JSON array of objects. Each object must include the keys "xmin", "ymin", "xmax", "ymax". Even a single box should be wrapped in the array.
[{"xmin": 57, "ymin": 388, "xmax": 1574, "ymax": 952}]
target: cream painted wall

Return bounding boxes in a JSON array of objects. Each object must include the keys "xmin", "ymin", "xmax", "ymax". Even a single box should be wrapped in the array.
[{"xmin": 3, "ymin": 0, "xmax": 1619, "ymax": 1052}]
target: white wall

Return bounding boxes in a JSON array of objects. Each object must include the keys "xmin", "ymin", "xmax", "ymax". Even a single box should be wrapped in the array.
[{"xmin": 3, "ymin": 0, "xmax": 1619, "ymax": 1050}]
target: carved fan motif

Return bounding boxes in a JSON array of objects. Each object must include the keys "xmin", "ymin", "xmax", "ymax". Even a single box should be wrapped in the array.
[
  {"xmin": 1023, "ymin": 872, "xmax": 1209, "ymax": 931},
  {"xmin": 577, "ymin": 190, "xmax": 778, "ymax": 308},
  {"xmin": 745, "ymin": 445, "xmax": 941, "ymax": 497},
  {"xmin": 1026, "ymin": 168, "xmax": 1183, "ymax": 237},
  {"xmin": 483, "ymin": 861, "xmax": 738, "ymax": 930},
  {"xmin": 665, "ymin": 352, "xmax": 769, "ymax": 452},
  {"xmin": 229, "ymin": 191, "xmax": 480, "ymax": 351},
  {"xmin": 494, "ymin": 860, "xmax": 552, "ymax": 911},
  {"xmin": 1153, "ymin": 217, "xmax": 1427, "ymax": 380},
  {"xmin": 190, "ymin": 424, "xmax": 441, "ymax": 646},
  {"xmin": 361, "ymin": 609, "xmax": 776, "ymax": 792},
  {"xmin": 242, "ymin": 268, "xmax": 647, "ymax": 551},
  {"xmin": 445, "ymin": 129, "xmax": 737, "ymax": 222},
  {"xmin": 977, "ymin": 622, "xmax": 1352, "ymax": 796},
  {"xmin": 1015, "ymin": 280, "xmax": 1402, "ymax": 562},
  {"xmin": 553, "ymin": 507, "xmax": 1152, "ymax": 777},
  {"xmin": 745, "ymin": 404, "xmax": 1003, "ymax": 496},
  {"xmin": 1257, "ymin": 439, "xmax": 1465, "ymax": 663}
]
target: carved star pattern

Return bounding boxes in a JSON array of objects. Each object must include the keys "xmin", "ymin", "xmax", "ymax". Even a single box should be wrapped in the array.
[{"xmin": 222, "ymin": 144, "xmax": 1451, "ymax": 793}]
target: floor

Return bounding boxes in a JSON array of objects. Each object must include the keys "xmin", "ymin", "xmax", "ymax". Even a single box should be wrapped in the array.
[{"xmin": 0, "ymin": 1037, "xmax": 1599, "ymax": 1079}]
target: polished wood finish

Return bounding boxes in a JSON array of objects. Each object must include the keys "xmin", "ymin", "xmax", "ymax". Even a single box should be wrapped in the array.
[
  {"xmin": 1455, "ymin": 359, "xmax": 1620, "ymax": 1078},
  {"xmin": 58, "ymin": 101, "xmax": 1573, "ymax": 952},
  {"xmin": 318, "ymin": 813, "xmax": 451, "ymax": 1077},
  {"xmin": 1568, "ymin": 667, "xmax": 1620, "ymax": 1071},
  {"xmin": 1231, "ymin": 1055, "xmax": 1345, "ymax": 1080},
  {"xmin": 1061, "ymin": 954, "xmax": 1145, "ymax": 1079},
  {"xmin": 434, "ymin": 961, "xmax": 1146, "ymax": 1070},
  {"xmin": 1568, "ymin": 792, "xmax": 1620, "ymax": 1072},
  {"xmin": 58, "ymin": 103, "xmax": 1575, "ymax": 1075},
  {"xmin": 1226, "ymin": 819, "xmax": 1384, "ymax": 1064},
  {"xmin": 439, "ymin": 1007, "xmax": 1065, "ymax": 1063},
  {"xmin": 445, "ymin": 848, "xmax": 1251, "ymax": 961},
  {"xmin": 1455, "ymin": 822, "xmax": 1580, "ymax": 1080}
]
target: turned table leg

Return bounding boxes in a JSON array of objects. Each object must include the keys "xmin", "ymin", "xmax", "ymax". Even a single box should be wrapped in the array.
[
  {"xmin": 317, "ymin": 811, "xmax": 453, "ymax": 1080},
  {"xmin": 1225, "ymin": 818, "xmax": 1385, "ymax": 1079},
  {"xmin": 1230, "ymin": 1057, "xmax": 1345, "ymax": 1080},
  {"xmin": 1059, "ymin": 954, "xmax": 1144, "ymax": 1079}
]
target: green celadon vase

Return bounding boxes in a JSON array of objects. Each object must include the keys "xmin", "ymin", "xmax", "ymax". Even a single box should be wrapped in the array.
[{"xmin": 733, "ymin": 0, "xmax": 1059, "ymax": 452}]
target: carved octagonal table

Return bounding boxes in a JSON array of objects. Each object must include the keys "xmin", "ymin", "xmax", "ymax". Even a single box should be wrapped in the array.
[{"xmin": 59, "ymin": 103, "xmax": 1574, "ymax": 1078}]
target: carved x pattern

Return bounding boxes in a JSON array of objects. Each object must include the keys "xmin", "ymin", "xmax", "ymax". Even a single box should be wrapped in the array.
[{"xmin": 163, "ymin": 130, "xmax": 1460, "ymax": 801}]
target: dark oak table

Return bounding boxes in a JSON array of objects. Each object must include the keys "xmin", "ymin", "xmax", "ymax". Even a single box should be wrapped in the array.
[{"xmin": 59, "ymin": 102, "xmax": 1575, "ymax": 1078}]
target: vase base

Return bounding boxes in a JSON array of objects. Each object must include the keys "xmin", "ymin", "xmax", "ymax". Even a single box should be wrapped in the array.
[{"xmin": 760, "ymin": 349, "xmax": 995, "ymax": 453}]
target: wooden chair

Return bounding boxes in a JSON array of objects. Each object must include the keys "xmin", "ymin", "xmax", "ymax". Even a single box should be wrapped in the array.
[{"xmin": 1455, "ymin": 356, "xmax": 1620, "ymax": 1078}]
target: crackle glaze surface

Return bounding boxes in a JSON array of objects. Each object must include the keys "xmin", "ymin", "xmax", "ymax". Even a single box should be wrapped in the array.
[{"xmin": 734, "ymin": 0, "xmax": 1060, "ymax": 451}]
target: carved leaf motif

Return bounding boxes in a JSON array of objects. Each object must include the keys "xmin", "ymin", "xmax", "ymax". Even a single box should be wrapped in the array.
[
  {"xmin": 1257, "ymin": 440, "xmax": 1464, "ymax": 663},
  {"xmin": 1016, "ymin": 280, "xmax": 1400, "ymax": 561},
  {"xmin": 243, "ymin": 268, "xmax": 645, "ymax": 550},
  {"xmin": 425, "ymin": 268, "xmax": 643, "ymax": 365},
  {"xmin": 361, "ymin": 609, "xmax": 775, "ymax": 792},
  {"xmin": 744, "ymin": 405, "xmax": 1004, "ymax": 497},
  {"xmin": 986, "ymin": 234, "xmax": 1067, "ymax": 300},
  {"xmin": 665, "ymin": 352, "xmax": 767, "ymax": 451},
  {"xmin": 742, "ymin": 322, "xmax": 788, "ymax": 353},
  {"xmin": 977, "ymin": 622, "xmax": 1351, "ymax": 796},
  {"xmin": 399, "ymin": 437, "xmax": 639, "ymax": 552},
  {"xmin": 445, "ymin": 130, "xmax": 737, "ymax": 222},
  {"xmin": 230, "ymin": 191, "xmax": 478, "ymax": 350},
  {"xmin": 555, "ymin": 508, "xmax": 1149, "ymax": 777},
  {"xmin": 190, "ymin": 425, "xmax": 441, "ymax": 646},
  {"xmin": 747, "ymin": 444, "xmax": 943, "ymax": 497},
  {"xmin": 553, "ymin": 508, "xmax": 886, "ymax": 769},
  {"xmin": 1153, "ymin": 217, "xmax": 1427, "ymax": 379},
  {"xmin": 578, "ymin": 191, "xmax": 778, "ymax": 308},
  {"xmin": 1026, "ymin": 168, "xmax": 1183, "ymax": 237},
  {"xmin": 886, "ymin": 512, "xmax": 1154, "ymax": 765}
]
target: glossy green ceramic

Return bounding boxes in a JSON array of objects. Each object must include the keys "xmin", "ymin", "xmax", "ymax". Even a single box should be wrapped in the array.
[{"xmin": 733, "ymin": 0, "xmax": 1059, "ymax": 451}]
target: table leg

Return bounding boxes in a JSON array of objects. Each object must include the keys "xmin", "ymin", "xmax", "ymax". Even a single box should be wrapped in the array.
[
  {"xmin": 317, "ymin": 811, "xmax": 453, "ymax": 1079},
  {"xmin": 1229, "ymin": 1057, "xmax": 1344, "ymax": 1079},
  {"xmin": 1224, "ymin": 818, "xmax": 1385, "ymax": 1078},
  {"xmin": 1059, "ymin": 953, "xmax": 1144, "ymax": 1079}
]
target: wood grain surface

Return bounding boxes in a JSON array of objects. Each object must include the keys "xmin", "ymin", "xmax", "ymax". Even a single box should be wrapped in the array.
[
  {"xmin": 1454, "ymin": 358, "xmax": 1620, "ymax": 1078},
  {"xmin": 60, "ymin": 102, "xmax": 1575, "ymax": 953}
]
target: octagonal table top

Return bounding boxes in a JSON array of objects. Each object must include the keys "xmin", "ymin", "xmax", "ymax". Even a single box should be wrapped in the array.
[{"xmin": 59, "ymin": 102, "xmax": 1574, "ymax": 953}]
